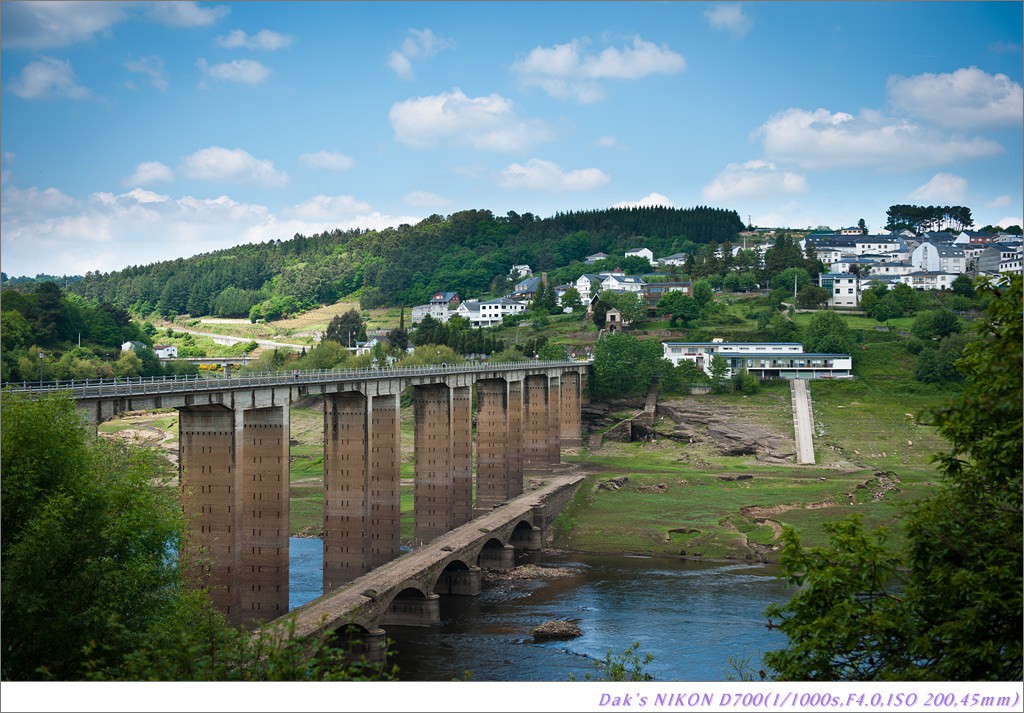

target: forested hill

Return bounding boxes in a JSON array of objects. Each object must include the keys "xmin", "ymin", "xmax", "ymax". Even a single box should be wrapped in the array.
[{"xmin": 66, "ymin": 205, "xmax": 744, "ymax": 319}]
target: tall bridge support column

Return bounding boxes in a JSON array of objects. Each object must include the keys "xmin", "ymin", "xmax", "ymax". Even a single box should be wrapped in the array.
[
  {"xmin": 560, "ymin": 371, "xmax": 582, "ymax": 447},
  {"xmin": 178, "ymin": 403, "xmax": 290, "ymax": 629},
  {"xmin": 179, "ymin": 405, "xmax": 240, "ymax": 623},
  {"xmin": 413, "ymin": 384, "xmax": 453, "ymax": 544},
  {"xmin": 451, "ymin": 385, "xmax": 473, "ymax": 528},
  {"xmin": 523, "ymin": 374, "xmax": 550, "ymax": 475},
  {"xmin": 324, "ymin": 389, "xmax": 402, "ymax": 590},
  {"xmin": 237, "ymin": 406, "xmax": 290, "ymax": 627},
  {"xmin": 547, "ymin": 374, "xmax": 561, "ymax": 467},
  {"xmin": 475, "ymin": 379, "xmax": 509, "ymax": 514},
  {"xmin": 507, "ymin": 379, "xmax": 524, "ymax": 498},
  {"xmin": 369, "ymin": 392, "xmax": 402, "ymax": 569}
]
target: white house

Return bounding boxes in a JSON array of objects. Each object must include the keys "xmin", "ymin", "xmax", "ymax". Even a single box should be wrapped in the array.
[
  {"xmin": 659, "ymin": 252, "xmax": 689, "ymax": 267},
  {"xmin": 912, "ymin": 242, "xmax": 967, "ymax": 274},
  {"xmin": 121, "ymin": 340, "xmax": 147, "ymax": 353},
  {"xmin": 411, "ymin": 291, "xmax": 461, "ymax": 324},
  {"xmin": 818, "ymin": 273, "xmax": 860, "ymax": 308},
  {"xmin": 585, "ymin": 252, "xmax": 610, "ymax": 264},
  {"xmin": 662, "ymin": 341, "xmax": 852, "ymax": 380},
  {"xmin": 153, "ymin": 344, "xmax": 178, "ymax": 359},
  {"xmin": 600, "ymin": 273, "xmax": 646, "ymax": 293},
  {"xmin": 574, "ymin": 274, "xmax": 605, "ymax": 303},
  {"xmin": 625, "ymin": 247, "xmax": 654, "ymax": 263},
  {"xmin": 509, "ymin": 264, "xmax": 532, "ymax": 280},
  {"xmin": 455, "ymin": 298, "xmax": 526, "ymax": 328},
  {"xmin": 898, "ymin": 272, "xmax": 958, "ymax": 291}
]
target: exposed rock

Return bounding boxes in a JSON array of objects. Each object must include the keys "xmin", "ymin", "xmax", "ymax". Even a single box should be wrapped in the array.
[
  {"xmin": 597, "ymin": 475, "xmax": 629, "ymax": 491},
  {"xmin": 530, "ymin": 619, "xmax": 582, "ymax": 640},
  {"xmin": 717, "ymin": 474, "xmax": 754, "ymax": 482},
  {"xmin": 638, "ymin": 482, "xmax": 668, "ymax": 493}
]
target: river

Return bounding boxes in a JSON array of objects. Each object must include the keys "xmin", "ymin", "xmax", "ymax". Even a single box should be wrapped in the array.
[{"xmin": 288, "ymin": 538, "xmax": 795, "ymax": 682}]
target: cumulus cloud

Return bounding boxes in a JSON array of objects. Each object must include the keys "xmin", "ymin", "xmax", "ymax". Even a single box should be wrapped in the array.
[
  {"xmin": 498, "ymin": 159, "xmax": 610, "ymax": 191},
  {"xmin": 753, "ymin": 107, "xmax": 1002, "ymax": 170},
  {"xmin": 297, "ymin": 151, "xmax": 355, "ymax": 172},
  {"xmin": 986, "ymin": 195, "xmax": 1012, "ymax": 209},
  {"xmin": 510, "ymin": 35, "xmax": 685, "ymax": 103},
  {"xmin": 180, "ymin": 147, "xmax": 288, "ymax": 187},
  {"xmin": 124, "ymin": 161, "xmax": 175, "ymax": 186},
  {"xmin": 389, "ymin": 89, "xmax": 553, "ymax": 151},
  {"xmin": 0, "ymin": 185, "xmax": 423, "ymax": 277},
  {"xmin": 1, "ymin": 1, "xmax": 129, "ymax": 49},
  {"xmin": 216, "ymin": 28, "xmax": 294, "ymax": 50},
  {"xmin": 702, "ymin": 160, "xmax": 808, "ymax": 202},
  {"xmin": 704, "ymin": 4, "xmax": 753, "ymax": 38},
  {"xmin": 907, "ymin": 173, "xmax": 968, "ymax": 204},
  {"xmin": 8, "ymin": 57, "xmax": 90, "ymax": 99},
  {"xmin": 402, "ymin": 191, "xmax": 450, "ymax": 207},
  {"xmin": 888, "ymin": 67, "xmax": 1023, "ymax": 129},
  {"xmin": 387, "ymin": 28, "xmax": 454, "ymax": 79},
  {"xmin": 613, "ymin": 192, "xmax": 674, "ymax": 208},
  {"xmin": 995, "ymin": 215, "xmax": 1023, "ymax": 230},
  {"xmin": 149, "ymin": 2, "xmax": 228, "ymax": 27},
  {"xmin": 281, "ymin": 194, "xmax": 372, "ymax": 221},
  {"xmin": 197, "ymin": 58, "xmax": 271, "ymax": 84},
  {"xmin": 124, "ymin": 55, "xmax": 168, "ymax": 91}
]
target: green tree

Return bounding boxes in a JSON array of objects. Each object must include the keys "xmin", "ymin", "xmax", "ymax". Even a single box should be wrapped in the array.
[
  {"xmin": 764, "ymin": 274, "xmax": 1023, "ymax": 681},
  {"xmin": 560, "ymin": 286, "xmax": 584, "ymax": 314},
  {"xmin": 2, "ymin": 393, "xmax": 183, "ymax": 680},
  {"xmin": 692, "ymin": 280, "xmax": 714, "ymax": 311},
  {"xmin": 708, "ymin": 353, "xmax": 730, "ymax": 393},
  {"xmin": 592, "ymin": 333, "xmax": 667, "ymax": 398},
  {"xmin": 324, "ymin": 310, "xmax": 365, "ymax": 347},
  {"xmin": 911, "ymin": 310, "xmax": 962, "ymax": 341},
  {"xmin": 796, "ymin": 285, "xmax": 830, "ymax": 310},
  {"xmin": 656, "ymin": 291, "xmax": 699, "ymax": 327},
  {"xmin": 803, "ymin": 310, "xmax": 855, "ymax": 355},
  {"xmin": 950, "ymin": 274, "xmax": 976, "ymax": 298}
]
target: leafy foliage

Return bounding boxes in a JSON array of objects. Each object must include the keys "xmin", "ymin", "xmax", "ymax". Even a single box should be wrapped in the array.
[
  {"xmin": 803, "ymin": 310, "xmax": 856, "ymax": 355},
  {"xmin": 764, "ymin": 274, "xmax": 1022, "ymax": 681}
]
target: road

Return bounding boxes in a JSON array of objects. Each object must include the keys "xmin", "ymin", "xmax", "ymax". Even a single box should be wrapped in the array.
[
  {"xmin": 160, "ymin": 324, "xmax": 305, "ymax": 352},
  {"xmin": 791, "ymin": 378, "xmax": 816, "ymax": 465}
]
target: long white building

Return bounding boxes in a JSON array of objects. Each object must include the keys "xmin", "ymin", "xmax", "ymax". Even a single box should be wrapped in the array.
[{"xmin": 662, "ymin": 341, "xmax": 852, "ymax": 380}]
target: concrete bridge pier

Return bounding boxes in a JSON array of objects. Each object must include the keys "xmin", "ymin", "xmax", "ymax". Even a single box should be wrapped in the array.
[
  {"xmin": 178, "ymin": 401, "xmax": 290, "ymax": 629},
  {"xmin": 323, "ymin": 389, "xmax": 401, "ymax": 591},
  {"xmin": 478, "ymin": 542, "xmax": 516, "ymax": 570},
  {"xmin": 475, "ymin": 379, "xmax": 512, "ymax": 515},
  {"xmin": 547, "ymin": 375, "xmax": 562, "ymax": 467},
  {"xmin": 384, "ymin": 591, "xmax": 441, "ymax": 627},
  {"xmin": 560, "ymin": 371, "xmax": 582, "ymax": 447},
  {"xmin": 523, "ymin": 374, "xmax": 550, "ymax": 475}
]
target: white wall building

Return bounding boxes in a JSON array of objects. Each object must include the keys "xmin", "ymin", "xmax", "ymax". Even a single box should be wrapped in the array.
[
  {"xmin": 662, "ymin": 341, "xmax": 852, "ymax": 379},
  {"xmin": 912, "ymin": 242, "xmax": 967, "ymax": 274}
]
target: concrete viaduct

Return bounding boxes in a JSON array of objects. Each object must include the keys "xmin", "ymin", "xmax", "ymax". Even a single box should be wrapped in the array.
[{"xmin": 12, "ymin": 360, "xmax": 589, "ymax": 630}]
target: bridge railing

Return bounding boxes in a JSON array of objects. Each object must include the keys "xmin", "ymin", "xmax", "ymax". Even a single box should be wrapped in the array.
[{"xmin": 1, "ymin": 359, "xmax": 591, "ymax": 400}]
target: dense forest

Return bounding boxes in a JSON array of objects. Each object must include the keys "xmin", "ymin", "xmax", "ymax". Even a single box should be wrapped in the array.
[{"xmin": 48, "ymin": 205, "xmax": 743, "ymax": 319}]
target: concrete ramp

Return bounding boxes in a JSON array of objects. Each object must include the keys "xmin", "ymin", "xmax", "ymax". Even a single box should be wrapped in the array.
[{"xmin": 790, "ymin": 379, "xmax": 816, "ymax": 464}]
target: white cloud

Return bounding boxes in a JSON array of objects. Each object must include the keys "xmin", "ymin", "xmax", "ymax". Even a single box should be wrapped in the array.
[
  {"xmin": 888, "ymin": 67, "xmax": 1023, "ymax": 129},
  {"xmin": 402, "ymin": 191, "xmax": 450, "ymax": 207},
  {"xmin": 216, "ymin": 29, "xmax": 294, "ymax": 50},
  {"xmin": 988, "ymin": 41, "xmax": 1022, "ymax": 55},
  {"xmin": 986, "ymin": 195, "xmax": 1012, "ymax": 209},
  {"xmin": 754, "ymin": 107, "xmax": 1002, "ymax": 170},
  {"xmin": 389, "ymin": 89, "xmax": 553, "ymax": 152},
  {"xmin": 907, "ymin": 173, "xmax": 968, "ymax": 204},
  {"xmin": 0, "ymin": 185, "xmax": 423, "ymax": 276},
  {"xmin": 124, "ymin": 161, "xmax": 175, "ymax": 186},
  {"xmin": 8, "ymin": 57, "xmax": 90, "ymax": 100},
  {"xmin": 702, "ymin": 160, "xmax": 808, "ymax": 202},
  {"xmin": 1, "ymin": 1, "xmax": 129, "ymax": 49},
  {"xmin": 594, "ymin": 136, "xmax": 619, "ymax": 148},
  {"xmin": 511, "ymin": 36, "xmax": 685, "ymax": 103},
  {"xmin": 297, "ymin": 151, "xmax": 355, "ymax": 172},
  {"xmin": 124, "ymin": 55, "xmax": 168, "ymax": 92},
  {"xmin": 281, "ymin": 194, "xmax": 372, "ymax": 221},
  {"xmin": 995, "ymin": 216, "xmax": 1023, "ymax": 230},
  {"xmin": 613, "ymin": 192, "xmax": 674, "ymax": 208},
  {"xmin": 148, "ymin": 2, "xmax": 229, "ymax": 28},
  {"xmin": 180, "ymin": 147, "xmax": 288, "ymax": 187},
  {"xmin": 498, "ymin": 159, "xmax": 610, "ymax": 192},
  {"xmin": 704, "ymin": 4, "xmax": 753, "ymax": 38},
  {"xmin": 197, "ymin": 58, "xmax": 271, "ymax": 84},
  {"xmin": 387, "ymin": 28, "xmax": 454, "ymax": 79}
]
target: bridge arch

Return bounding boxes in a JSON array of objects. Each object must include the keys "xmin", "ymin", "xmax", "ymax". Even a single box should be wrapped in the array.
[{"xmin": 383, "ymin": 585, "xmax": 440, "ymax": 627}]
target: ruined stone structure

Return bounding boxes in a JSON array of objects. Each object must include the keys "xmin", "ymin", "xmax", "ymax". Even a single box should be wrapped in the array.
[{"xmin": 65, "ymin": 362, "xmax": 588, "ymax": 629}]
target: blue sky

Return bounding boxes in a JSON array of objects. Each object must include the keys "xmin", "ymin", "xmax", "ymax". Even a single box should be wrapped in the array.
[{"xmin": 2, "ymin": 1, "xmax": 1021, "ymax": 278}]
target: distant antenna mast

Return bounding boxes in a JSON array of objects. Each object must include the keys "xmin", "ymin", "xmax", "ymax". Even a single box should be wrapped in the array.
[{"xmin": 793, "ymin": 273, "xmax": 798, "ymax": 301}]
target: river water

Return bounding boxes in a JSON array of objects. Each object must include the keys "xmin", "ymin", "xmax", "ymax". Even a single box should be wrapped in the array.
[{"xmin": 288, "ymin": 538, "xmax": 795, "ymax": 682}]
